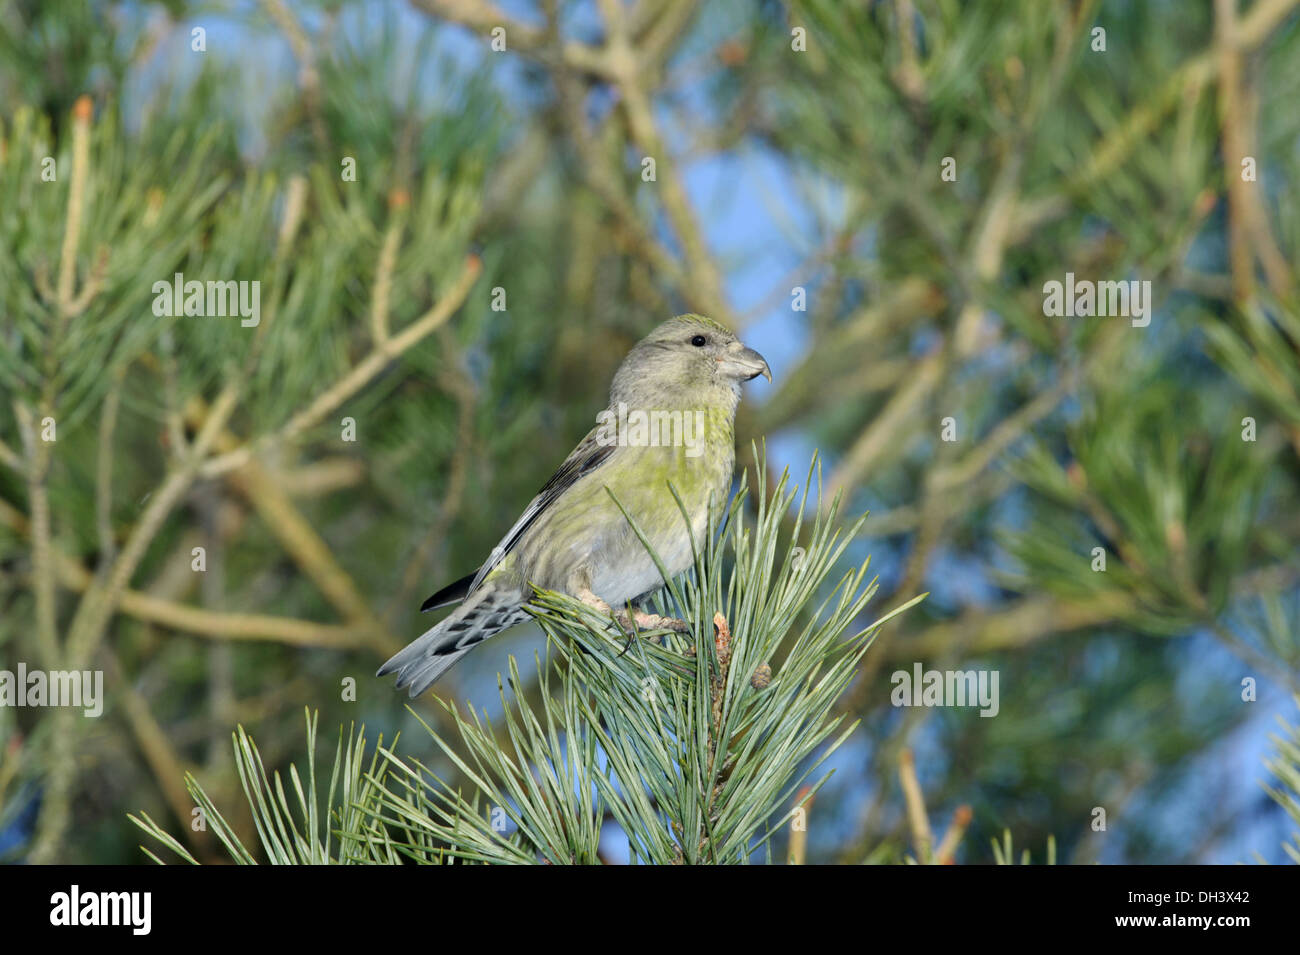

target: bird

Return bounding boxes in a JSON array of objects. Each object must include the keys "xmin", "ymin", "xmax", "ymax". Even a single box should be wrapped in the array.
[{"xmin": 377, "ymin": 314, "xmax": 771, "ymax": 697}]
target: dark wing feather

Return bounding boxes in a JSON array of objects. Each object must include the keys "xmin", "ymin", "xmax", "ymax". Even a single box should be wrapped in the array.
[
  {"xmin": 419, "ymin": 570, "xmax": 478, "ymax": 613},
  {"xmin": 466, "ymin": 426, "xmax": 617, "ymax": 593}
]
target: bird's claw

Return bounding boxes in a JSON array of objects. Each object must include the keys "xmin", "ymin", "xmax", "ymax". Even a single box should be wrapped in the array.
[{"xmin": 611, "ymin": 610, "xmax": 691, "ymax": 657}]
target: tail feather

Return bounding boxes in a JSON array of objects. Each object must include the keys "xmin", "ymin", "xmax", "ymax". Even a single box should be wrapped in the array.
[{"xmin": 378, "ymin": 586, "xmax": 529, "ymax": 697}]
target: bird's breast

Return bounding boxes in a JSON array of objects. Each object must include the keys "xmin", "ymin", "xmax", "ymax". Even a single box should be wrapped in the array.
[
  {"xmin": 586, "ymin": 434, "xmax": 734, "ymax": 603},
  {"xmin": 516, "ymin": 410, "xmax": 736, "ymax": 606}
]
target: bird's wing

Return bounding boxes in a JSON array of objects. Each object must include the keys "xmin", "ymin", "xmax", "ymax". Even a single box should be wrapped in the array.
[{"xmin": 465, "ymin": 426, "xmax": 617, "ymax": 594}]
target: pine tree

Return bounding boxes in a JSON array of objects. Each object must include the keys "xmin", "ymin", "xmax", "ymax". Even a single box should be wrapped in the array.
[{"xmin": 2, "ymin": 0, "xmax": 1298, "ymax": 865}]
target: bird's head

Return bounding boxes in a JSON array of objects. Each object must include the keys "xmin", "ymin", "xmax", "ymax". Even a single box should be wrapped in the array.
[{"xmin": 611, "ymin": 314, "xmax": 771, "ymax": 410}]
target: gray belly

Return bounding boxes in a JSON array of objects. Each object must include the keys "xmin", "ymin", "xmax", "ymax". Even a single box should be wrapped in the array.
[{"xmin": 588, "ymin": 517, "xmax": 700, "ymax": 605}]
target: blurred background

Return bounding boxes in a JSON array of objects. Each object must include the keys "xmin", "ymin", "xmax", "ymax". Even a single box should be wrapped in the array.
[{"xmin": 1, "ymin": 0, "xmax": 1299, "ymax": 864}]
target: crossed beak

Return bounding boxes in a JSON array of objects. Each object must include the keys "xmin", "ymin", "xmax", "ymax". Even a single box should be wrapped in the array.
[{"xmin": 718, "ymin": 342, "xmax": 772, "ymax": 383}]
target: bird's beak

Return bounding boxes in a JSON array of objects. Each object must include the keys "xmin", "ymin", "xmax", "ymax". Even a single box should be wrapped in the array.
[{"xmin": 718, "ymin": 342, "xmax": 772, "ymax": 383}]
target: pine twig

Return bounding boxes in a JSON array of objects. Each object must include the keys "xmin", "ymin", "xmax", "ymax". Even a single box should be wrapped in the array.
[
  {"xmin": 200, "ymin": 253, "xmax": 481, "ymax": 478},
  {"xmin": 899, "ymin": 748, "xmax": 932, "ymax": 862},
  {"xmin": 369, "ymin": 190, "xmax": 408, "ymax": 345},
  {"xmin": 934, "ymin": 804, "xmax": 973, "ymax": 865},
  {"xmin": 95, "ymin": 366, "xmax": 125, "ymax": 571},
  {"xmin": 55, "ymin": 552, "xmax": 370, "ymax": 649}
]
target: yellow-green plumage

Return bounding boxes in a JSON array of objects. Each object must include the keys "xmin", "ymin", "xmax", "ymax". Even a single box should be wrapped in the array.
[{"xmin": 378, "ymin": 314, "xmax": 770, "ymax": 696}]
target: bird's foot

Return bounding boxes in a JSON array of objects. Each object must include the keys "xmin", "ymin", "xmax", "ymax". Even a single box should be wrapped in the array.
[{"xmin": 576, "ymin": 588, "xmax": 689, "ymax": 639}]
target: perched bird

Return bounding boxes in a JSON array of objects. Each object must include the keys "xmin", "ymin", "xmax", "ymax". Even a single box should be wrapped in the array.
[{"xmin": 378, "ymin": 314, "xmax": 770, "ymax": 696}]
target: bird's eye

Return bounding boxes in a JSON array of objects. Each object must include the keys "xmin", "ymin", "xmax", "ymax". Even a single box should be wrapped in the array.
[{"xmin": 690, "ymin": 335, "xmax": 707, "ymax": 347}]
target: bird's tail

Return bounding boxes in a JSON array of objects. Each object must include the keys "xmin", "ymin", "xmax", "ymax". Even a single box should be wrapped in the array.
[{"xmin": 377, "ymin": 584, "xmax": 530, "ymax": 697}]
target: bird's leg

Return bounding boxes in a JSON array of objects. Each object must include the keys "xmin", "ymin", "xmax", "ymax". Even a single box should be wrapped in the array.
[
  {"xmin": 576, "ymin": 587, "xmax": 689, "ymax": 638},
  {"xmin": 576, "ymin": 587, "xmax": 612, "ymax": 616},
  {"xmin": 575, "ymin": 587, "xmax": 625, "ymax": 637},
  {"xmin": 616, "ymin": 608, "xmax": 691, "ymax": 633},
  {"xmin": 575, "ymin": 588, "xmax": 638, "ymax": 654}
]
